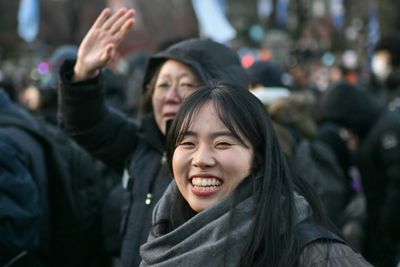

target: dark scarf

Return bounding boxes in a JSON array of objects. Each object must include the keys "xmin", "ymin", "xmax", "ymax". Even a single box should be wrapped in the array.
[{"xmin": 140, "ymin": 178, "xmax": 310, "ymax": 266}]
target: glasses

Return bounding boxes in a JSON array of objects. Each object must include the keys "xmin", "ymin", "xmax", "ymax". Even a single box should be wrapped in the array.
[{"xmin": 153, "ymin": 82, "xmax": 200, "ymax": 100}]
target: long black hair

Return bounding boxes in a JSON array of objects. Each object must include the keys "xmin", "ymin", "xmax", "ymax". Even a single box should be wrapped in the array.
[{"xmin": 162, "ymin": 82, "xmax": 332, "ymax": 266}]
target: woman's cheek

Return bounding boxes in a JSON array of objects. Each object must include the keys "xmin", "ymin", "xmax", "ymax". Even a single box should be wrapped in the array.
[{"xmin": 172, "ymin": 149, "xmax": 189, "ymax": 177}]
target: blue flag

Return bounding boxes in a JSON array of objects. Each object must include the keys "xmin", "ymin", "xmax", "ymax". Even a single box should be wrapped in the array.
[
  {"xmin": 368, "ymin": 0, "xmax": 380, "ymax": 67},
  {"xmin": 368, "ymin": 0, "xmax": 380, "ymax": 49},
  {"xmin": 191, "ymin": 0, "xmax": 236, "ymax": 43},
  {"xmin": 18, "ymin": 0, "xmax": 40, "ymax": 43},
  {"xmin": 330, "ymin": 0, "xmax": 345, "ymax": 31},
  {"xmin": 276, "ymin": 0, "xmax": 289, "ymax": 28},
  {"xmin": 216, "ymin": 0, "xmax": 228, "ymax": 15},
  {"xmin": 258, "ymin": 0, "xmax": 273, "ymax": 21}
]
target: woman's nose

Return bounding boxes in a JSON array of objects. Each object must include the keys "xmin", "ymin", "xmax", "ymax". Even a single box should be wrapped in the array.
[
  {"xmin": 192, "ymin": 145, "xmax": 216, "ymax": 168},
  {"xmin": 164, "ymin": 85, "xmax": 181, "ymax": 102}
]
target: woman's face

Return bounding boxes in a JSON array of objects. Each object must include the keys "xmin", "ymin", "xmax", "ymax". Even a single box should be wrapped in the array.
[
  {"xmin": 172, "ymin": 102, "xmax": 254, "ymax": 212},
  {"xmin": 152, "ymin": 59, "xmax": 200, "ymax": 134}
]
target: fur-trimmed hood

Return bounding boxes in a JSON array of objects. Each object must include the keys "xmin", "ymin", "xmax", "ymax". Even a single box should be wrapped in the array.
[{"xmin": 268, "ymin": 93, "xmax": 318, "ymax": 139}]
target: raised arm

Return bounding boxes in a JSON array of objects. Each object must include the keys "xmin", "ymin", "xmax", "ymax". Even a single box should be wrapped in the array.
[
  {"xmin": 58, "ymin": 8, "xmax": 138, "ymax": 172},
  {"xmin": 73, "ymin": 8, "xmax": 136, "ymax": 82}
]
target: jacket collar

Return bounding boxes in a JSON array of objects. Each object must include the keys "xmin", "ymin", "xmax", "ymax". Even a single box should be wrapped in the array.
[{"xmin": 138, "ymin": 114, "xmax": 165, "ymax": 154}]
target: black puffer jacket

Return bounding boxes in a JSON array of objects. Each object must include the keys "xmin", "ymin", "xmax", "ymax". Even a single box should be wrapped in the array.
[
  {"xmin": 319, "ymin": 82, "xmax": 400, "ymax": 267},
  {"xmin": 59, "ymin": 39, "xmax": 248, "ymax": 267}
]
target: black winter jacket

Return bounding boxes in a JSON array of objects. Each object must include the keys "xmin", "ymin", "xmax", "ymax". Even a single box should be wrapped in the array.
[
  {"xmin": 59, "ymin": 39, "xmax": 249, "ymax": 267},
  {"xmin": 319, "ymin": 82, "xmax": 400, "ymax": 266},
  {"xmin": 0, "ymin": 89, "xmax": 49, "ymax": 266}
]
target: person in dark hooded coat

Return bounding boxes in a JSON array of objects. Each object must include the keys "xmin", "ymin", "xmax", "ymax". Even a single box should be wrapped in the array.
[
  {"xmin": 319, "ymin": 82, "xmax": 400, "ymax": 267},
  {"xmin": 58, "ymin": 8, "xmax": 249, "ymax": 267},
  {"xmin": 0, "ymin": 89, "xmax": 45, "ymax": 266}
]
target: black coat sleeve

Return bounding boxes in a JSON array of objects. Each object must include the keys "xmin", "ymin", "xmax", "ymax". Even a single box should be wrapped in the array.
[{"xmin": 58, "ymin": 60, "xmax": 140, "ymax": 172}]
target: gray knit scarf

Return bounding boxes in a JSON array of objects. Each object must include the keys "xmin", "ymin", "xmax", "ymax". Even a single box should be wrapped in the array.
[{"xmin": 140, "ymin": 178, "xmax": 310, "ymax": 267}]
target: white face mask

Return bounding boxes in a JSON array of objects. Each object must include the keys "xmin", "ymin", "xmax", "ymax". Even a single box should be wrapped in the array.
[{"xmin": 371, "ymin": 54, "xmax": 392, "ymax": 82}]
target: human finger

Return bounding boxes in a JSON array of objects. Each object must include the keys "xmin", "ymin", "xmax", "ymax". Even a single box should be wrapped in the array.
[
  {"xmin": 102, "ymin": 8, "xmax": 127, "ymax": 30},
  {"xmin": 110, "ymin": 20, "xmax": 135, "ymax": 47},
  {"xmin": 121, "ymin": 16, "xmax": 135, "ymax": 32},
  {"xmin": 101, "ymin": 44, "xmax": 115, "ymax": 63},
  {"xmin": 109, "ymin": 9, "xmax": 135, "ymax": 35},
  {"xmin": 92, "ymin": 8, "xmax": 111, "ymax": 29}
]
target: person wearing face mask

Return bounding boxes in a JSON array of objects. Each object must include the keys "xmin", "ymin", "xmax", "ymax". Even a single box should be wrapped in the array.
[
  {"xmin": 58, "ymin": 8, "xmax": 249, "ymax": 267},
  {"xmin": 370, "ymin": 32, "xmax": 400, "ymax": 112},
  {"xmin": 139, "ymin": 83, "xmax": 372, "ymax": 267}
]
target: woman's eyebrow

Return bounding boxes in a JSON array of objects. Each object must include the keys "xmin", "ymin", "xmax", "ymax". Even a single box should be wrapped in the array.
[
  {"xmin": 181, "ymin": 131, "xmax": 196, "ymax": 138},
  {"xmin": 210, "ymin": 130, "xmax": 234, "ymax": 138},
  {"xmin": 183, "ymin": 130, "xmax": 232, "ymax": 137}
]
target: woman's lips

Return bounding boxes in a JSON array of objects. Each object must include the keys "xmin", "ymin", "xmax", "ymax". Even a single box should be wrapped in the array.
[
  {"xmin": 190, "ymin": 176, "xmax": 223, "ymax": 197},
  {"xmin": 162, "ymin": 112, "xmax": 176, "ymax": 120}
]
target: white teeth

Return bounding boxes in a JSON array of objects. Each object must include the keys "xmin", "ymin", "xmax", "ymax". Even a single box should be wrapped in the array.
[{"xmin": 192, "ymin": 177, "xmax": 222, "ymax": 187}]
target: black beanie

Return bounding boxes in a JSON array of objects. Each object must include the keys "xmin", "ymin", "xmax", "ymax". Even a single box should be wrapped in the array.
[{"xmin": 247, "ymin": 61, "xmax": 284, "ymax": 87}]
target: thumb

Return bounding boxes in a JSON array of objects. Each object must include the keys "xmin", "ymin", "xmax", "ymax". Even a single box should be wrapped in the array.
[{"xmin": 101, "ymin": 44, "xmax": 115, "ymax": 63}]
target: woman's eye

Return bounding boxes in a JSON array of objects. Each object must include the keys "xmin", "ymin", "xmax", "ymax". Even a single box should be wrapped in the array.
[
  {"xmin": 181, "ymin": 83, "xmax": 194, "ymax": 87},
  {"xmin": 157, "ymin": 83, "xmax": 170, "ymax": 89},
  {"xmin": 216, "ymin": 142, "xmax": 232, "ymax": 148},
  {"xmin": 156, "ymin": 81, "xmax": 171, "ymax": 90},
  {"xmin": 179, "ymin": 83, "xmax": 196, "ymax": 90},
  {"xmin": 179, "ymin": 141, "xmax": 195, "ymax": 147}
]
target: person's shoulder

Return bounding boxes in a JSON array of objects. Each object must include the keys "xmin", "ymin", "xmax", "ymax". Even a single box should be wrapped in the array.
[
  {"xmin": 0, "ymin": 133, "xmax": 23, "ymax": 157},
  {"xmin": 299, "ymin": 240, "xmax": 373, "ymax": 267}
]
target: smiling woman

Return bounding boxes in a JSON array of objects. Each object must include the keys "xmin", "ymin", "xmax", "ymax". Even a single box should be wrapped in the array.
[
  {"xmin": 172, "ymin": 101, "xmax": 253, "ymax": 212},
  {"xmin": 139, "ymin": 83, "xmax": 373, "ymax": 267}
]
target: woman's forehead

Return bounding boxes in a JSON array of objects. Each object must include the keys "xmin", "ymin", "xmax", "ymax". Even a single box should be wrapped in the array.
[
  {"xmin": 182, "ymin": 102, "xmax": 239, "ymax": 136},
  {"xmin": 184, "ymin": 101, "xmax": 218, "ymax": 127},
  {"xmin": 159, "ymin": 59, "xmax": 197, "ymax": 75}
]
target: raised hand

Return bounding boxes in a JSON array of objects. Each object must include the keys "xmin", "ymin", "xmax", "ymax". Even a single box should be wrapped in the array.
[{"xmin": 73, "ymin": 8, "xmax": 136, "ymax": 81}]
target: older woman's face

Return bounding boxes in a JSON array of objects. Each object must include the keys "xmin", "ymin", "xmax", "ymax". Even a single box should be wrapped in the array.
[
  {"xmin": 172, "ymin": 102, "xmax": 254, "ymax": 212},
  {"xmin": 152, "ymin": 59, "xmax": 200, "ymax": 134}
]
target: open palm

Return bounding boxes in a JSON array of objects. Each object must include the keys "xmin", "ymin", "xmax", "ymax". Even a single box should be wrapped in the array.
[{"xmin": 74, "ymin": 8, "xmax": 136, "ymax": 81}]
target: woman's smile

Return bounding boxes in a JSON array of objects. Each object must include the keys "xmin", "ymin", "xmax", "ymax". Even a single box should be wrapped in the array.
[{"xmin": 190, "ymin": 175, "xmax": 223, "ymax": 196}]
